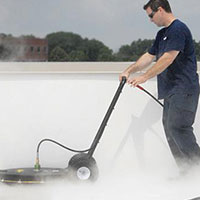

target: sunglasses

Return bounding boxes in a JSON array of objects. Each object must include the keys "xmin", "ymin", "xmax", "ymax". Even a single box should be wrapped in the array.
[{"xmin": 148, "ymin": 11, "xmax": 157, "ymax": 19}]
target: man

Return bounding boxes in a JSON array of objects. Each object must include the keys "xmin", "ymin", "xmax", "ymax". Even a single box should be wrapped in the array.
[{"xmin": 119, "ymin": 0, "xmax": 200, "ymax": 172}]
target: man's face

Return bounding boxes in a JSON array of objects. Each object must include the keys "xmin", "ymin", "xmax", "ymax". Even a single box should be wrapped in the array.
[{"xmin": 146, "ymin": 7, "xmax": 164, "ymax": 27}]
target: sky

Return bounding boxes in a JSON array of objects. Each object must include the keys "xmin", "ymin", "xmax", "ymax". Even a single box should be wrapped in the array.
[{"xmin": 0, "ymin": 0, "xmax": 200, "ymax": 51}]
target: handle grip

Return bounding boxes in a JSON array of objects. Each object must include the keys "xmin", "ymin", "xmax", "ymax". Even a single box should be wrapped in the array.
[{"xmin": 121, "ymin": 76, "xmax": 127, "ymax": 85}]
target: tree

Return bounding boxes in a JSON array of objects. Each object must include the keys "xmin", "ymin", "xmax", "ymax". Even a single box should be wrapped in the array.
[
  {"xmin": 46, "ymin": 32, "xmax": 113, "ymax": 61},
  {"xmin": 116, "ymin": 45, "xmax": 132, "ymax": 61},
  {"xmin": 46, "ymin": 32, "xmax": 83, "ymax": 57},
  {"xmin": 68, "ymin": 50, "xmax": 88, "ymax": 61},
  {"xmin": 116, "ymin": 39, "xmax": 154, "ymax": 61},
  {"xmin": 81, "ymin": 39, "xmax": 113, "ymax": 61},
  {"xmin": 49, "ymin": 46, "xmax": 69, "ymax": 61},
  {"xmin": 97, "ymin": 46, "xmax": 114, "ymax": 61}
]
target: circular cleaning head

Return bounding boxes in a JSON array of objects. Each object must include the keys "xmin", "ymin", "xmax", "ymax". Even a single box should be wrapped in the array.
[{"xmin": 0, "ymin": 168, "xmax": 67, "ymax": 184}]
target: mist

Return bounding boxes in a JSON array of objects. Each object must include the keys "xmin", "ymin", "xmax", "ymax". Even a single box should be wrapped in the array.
[
  {"xmin": 0, "ymin": 71, "xmax": 199, "ymax": 200},
  {"xmin": 0, "ymin": 36, "xmax": 26, "ymax": 61}
]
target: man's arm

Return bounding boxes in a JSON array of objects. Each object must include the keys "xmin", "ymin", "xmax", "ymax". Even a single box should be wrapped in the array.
[
  {"xmin": 119, "ymin": 52, "xmax": 155, "ymax": 81},
  {"xmin": 128, "ymin": 50, "xmax": 179, "ymax": 86}
]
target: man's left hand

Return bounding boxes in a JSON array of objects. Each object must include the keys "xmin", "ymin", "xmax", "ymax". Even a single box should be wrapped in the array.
[{"xmin": 127, "ymin": 75, "xmax": 148, "ymax": 87}]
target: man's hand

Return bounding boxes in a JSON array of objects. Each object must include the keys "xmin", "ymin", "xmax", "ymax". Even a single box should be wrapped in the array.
[
  {"xmin": 127, "ymin": 74, "xmax": 148, "ymax": 87},
  {"xmin": 119, "ymin": 71, "xmax": 130, "ymax": 82},
  {"xmin": 118, "ymin": 53, "xmax": 155, "ymax": 84}
]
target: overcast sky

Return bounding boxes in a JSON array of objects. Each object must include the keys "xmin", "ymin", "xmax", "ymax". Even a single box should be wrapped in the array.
[{"xmin": 1, "ymin": 0, "xmax": 200, "ymax": 51}]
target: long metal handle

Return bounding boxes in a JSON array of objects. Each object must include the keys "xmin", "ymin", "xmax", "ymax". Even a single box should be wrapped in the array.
[{"xmin": 87, "ymin": 77, "xmax": 127, "ymax": 158}]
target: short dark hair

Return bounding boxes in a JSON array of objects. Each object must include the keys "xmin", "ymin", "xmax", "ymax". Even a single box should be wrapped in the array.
[{"xmin": 143, "ymin": 0, "xmax": 172, "ymax": 13}]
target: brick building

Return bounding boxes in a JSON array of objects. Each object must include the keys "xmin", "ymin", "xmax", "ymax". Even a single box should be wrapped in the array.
[{"xmin": 0, "ymin": 35, "xmax": 48, "ymax": 61}]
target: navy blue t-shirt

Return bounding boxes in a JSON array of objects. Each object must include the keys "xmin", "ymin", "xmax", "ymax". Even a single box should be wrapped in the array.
[{"xmin": 148, "ymin": 19, "xmax": 199, "ymax": 99}]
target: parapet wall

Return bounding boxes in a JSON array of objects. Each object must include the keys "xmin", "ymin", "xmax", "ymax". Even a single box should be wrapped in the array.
[{"xmin": 0, "ymin": 62, "xmax": 199, "ymax": 73}]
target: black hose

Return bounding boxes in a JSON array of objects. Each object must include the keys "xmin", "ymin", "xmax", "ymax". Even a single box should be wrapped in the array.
[
  {"xmin": 36, "ymin": 139, "xmax": 91, "ymax": 154},
  {"xmin": 136, "ymin": 85, "xmax": 164, "ymax": 107},
  {"xmin": 35, "ymin": 138, "xmax": 94, "ymax": 167}
]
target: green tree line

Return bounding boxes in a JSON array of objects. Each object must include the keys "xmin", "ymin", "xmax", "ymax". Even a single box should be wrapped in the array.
[
  {"xmin": 1, "ymin": 32, "xmax": 200, "ymax": 61},
  {"xmin": 47, "ymin": 32, "xmax": 114, "ymax": 61}
]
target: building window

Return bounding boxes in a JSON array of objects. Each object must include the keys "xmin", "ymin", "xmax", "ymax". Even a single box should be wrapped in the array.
[
  {"xmin": 37, "ymin": 47, "xmax": 40, "ymax": 53},
  {"xmin": 30, "ymin": 46, "xmax": 34, "ymax": 52}
]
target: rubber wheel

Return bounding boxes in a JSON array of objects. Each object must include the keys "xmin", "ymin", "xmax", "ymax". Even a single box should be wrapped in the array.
[{"xmin": 68, "ymin": 153, "xmax": 98, "ymax": 181}]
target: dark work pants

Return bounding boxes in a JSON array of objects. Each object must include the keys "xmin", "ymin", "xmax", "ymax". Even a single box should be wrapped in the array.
[{"xmin": 163, "ymin": 92, "xmax": 200, "ymax": 170}]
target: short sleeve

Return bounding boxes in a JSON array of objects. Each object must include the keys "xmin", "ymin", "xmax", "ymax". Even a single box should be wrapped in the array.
[
  {"xmin": 148, "ymin": 31, "xmax": 162, "ymax": 55},
  {"xmin": 148, "ymin": 40, "xmax": 157, "ymax": 55}
]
